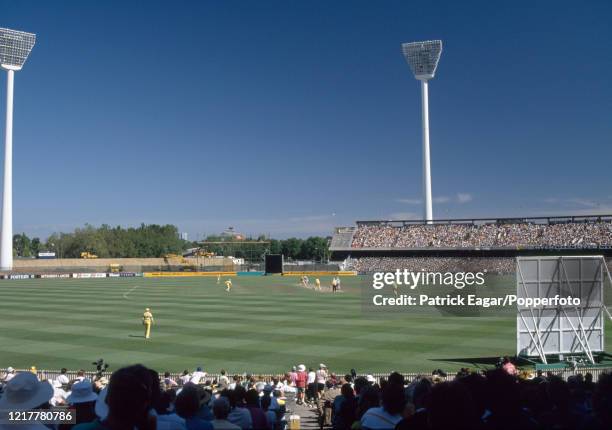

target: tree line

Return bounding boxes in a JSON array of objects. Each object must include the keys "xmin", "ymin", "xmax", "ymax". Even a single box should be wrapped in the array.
[
  {"xmin": 199, "ymin": 234, "xmax": 330, "ymax": 262},
  {"xmin": 268, "ymin": 237, "xmax": 330, "ymax": 261},
  {"xmin": 13, "ymin": 225, "xmax": 331, "ymax": 261},
  {"xmin": 14, "ymin": 224, "xmax": 189, "ymax": 258}
]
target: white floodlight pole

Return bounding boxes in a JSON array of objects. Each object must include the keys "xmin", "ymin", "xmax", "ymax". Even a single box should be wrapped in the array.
[
  {"xmin": 420, "ymin": 78, "xmax": 433, "ymax": 223},
  {"xmin": 402, "ymin": 40, "xmax": 442, "ymax": 225},
  {"xmin": 1, "ymin": 67, "xmax": 15, "ymax": 270},
  {"xmin": 0, "ymin": 28, "xmax": 36, "ymax": 270}
]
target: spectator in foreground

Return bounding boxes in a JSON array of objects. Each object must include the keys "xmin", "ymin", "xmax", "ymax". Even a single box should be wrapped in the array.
[
  {"xmin": 191, "ymin": 367, "xmax": 206, "ymax": 384},
  {"xmin": 175, "ymin": 385, "xmax": 212, "ymax": 430},
  {"xmin": 306, "ymin": 367, "xmax": 317, "ymax": 404},
  {"xmin": 57, "ymin": 367, "xmax": 70, "ymax": 385},
  {"xmin": 261, "ymin": 393, "xmax": 280, "ymax": 430},
  {"xmin": 589, "ymin": 372, "xmax": 612, "ymax": 430},
  {"xmin": 295, "ymin": 365, "xmax": 307, "ymax": 405},
  {"xmin": 218, "ymin": 370, "xmax": 229, "ymax": 389},
  {"xmin": 180, "ymin": 370, "xmax": 191, "ymax": 385},
  {"xmin": 64, "ymin": 379, "xmax": 98, "ymax": 428},
  {"xmin": 229, "ymin": 375, "xmax": 240, "ymax": 390},
  {"xmin": 149, "ymin": 369, "xmax": 185, "ymax": 430},
  {"xmin": 315, "ymin": 364, "xmax": 328, "ymax": 396},
  {"xmin": 74, "ymin": 369, "xmax": 86, "ymax": 383},
  {"xmin": 482, "ymin": 368, "xmax": 538, "ymax": 430},
  {"xmin": 73, "ymin": 364, "xmax": 156, "ymax": 430},
  {"xmin": 163, "ymin": 371, "xmax": 178, "ymax": 389},
  {"xmin": 1, "ymin": 366, "xmax": 15, "ymax": 383},
  {"xmin": 289, "ymin": 366, "xmax": 298, "ymax": 387},
  {"xmin": 0, "ymin": 372, "xmax": 54, "ymax": 430},
  {"xmin": 211, "ymin": 397, "xmax": 240, "ymax": 430},
  {"xmin": 360, "ymin": 382, "xmax": 404, "ymax": 429},
  {"xmin": 318, "ymin": 380, "xmax": 340, "ymax": 428},
  {"xmin": 501, "ymin": 357, "xmax": 517, "ymax": 376},
  {"xmin": 356, "ymin": 384, "xmax": 380, "ymax": 421},
  {"xmin": 154, "ymin": 389, "xmax": 185, "ymax": 429},
  {"xmin": 424, "ymin": 380, "xmax": 481, "ymax": 430},
  {"xmin": 245, "ymin": 389, "xmax": 267, "ymax": 429},
  {"xmin": 51, "ymin": 379, "xmax": 69, "ymax": 407},
  {"xmin": 194, "ymin": 385, "xmax": 214, "ymax": 422},
  {"xmin": 333, "ymin": 383, "xmax": 357, "ymax": 430},
  {"xmin": 224, "ymin": 386, "xmax": 252, "ymax": 429}
]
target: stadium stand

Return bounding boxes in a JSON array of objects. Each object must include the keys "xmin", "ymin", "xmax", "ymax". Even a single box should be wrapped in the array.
[
  {"xmin": 351, "ymin": 256, "xmax": 516, "ymax": 274},
  {"xmin": 349, "ymin": 217, "xmax": 612, "ymax": 250},
  {"xmin": 2, "ymin": 364, "xmax": 611, "ymax": 430},
  {"xmin": 329, "ymin": 227, "xmax": 356, "ymax": 249},
  {"xmin": 331, "ymin": 216, "xmax": 612, "ymax": 273}
]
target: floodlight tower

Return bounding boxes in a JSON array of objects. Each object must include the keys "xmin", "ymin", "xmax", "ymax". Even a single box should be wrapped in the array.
[
  {"xmin": 0, "ymin": 28, "xmax": 36, "ymax": 270},
  {"xmin": 402, "ymin": 40, "xmax": 442, "ymax": 224}
]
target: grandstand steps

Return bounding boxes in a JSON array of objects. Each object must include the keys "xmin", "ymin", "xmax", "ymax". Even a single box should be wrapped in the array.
[
  {"xmin": 329, "ymin": 227, "xmax": 356, "ymax": 250},
  {"xmin": 288, "ymin": 400, "xmax": 324, "ymax": 429}
]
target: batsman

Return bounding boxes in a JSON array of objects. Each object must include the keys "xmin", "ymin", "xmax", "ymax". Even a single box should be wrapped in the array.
[{"xmin": 142, "ymin": 307, "xmax": 154, "ymax": 339}]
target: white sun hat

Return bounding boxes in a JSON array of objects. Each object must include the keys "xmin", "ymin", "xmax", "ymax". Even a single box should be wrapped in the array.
[
  {"xmin": 67, "ymin": 380, "xmax": 98, "ymax": 404},
  {"xmin": 297, "ymin": 364, "xmax": 306, "ymax": 372},
  {"xmin": 0, "ymin": 372, "xmax": 54, "ymax": 411}
]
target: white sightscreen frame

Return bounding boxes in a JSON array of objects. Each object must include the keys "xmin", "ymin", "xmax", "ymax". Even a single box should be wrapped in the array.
[{"xmin": 516, "ymin": 256, "xmax": 605, "ymax": 364}]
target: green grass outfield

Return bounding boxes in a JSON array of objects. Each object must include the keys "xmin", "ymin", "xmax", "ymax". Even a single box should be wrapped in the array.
[{"xmin": 0, "ymin": 275, "xmax": 609, "ymax": 374}]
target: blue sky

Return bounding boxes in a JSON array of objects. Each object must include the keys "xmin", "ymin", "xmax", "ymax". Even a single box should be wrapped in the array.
[{"xmin": 1, "ymin": 0, "xmax": 611, "ymax": 239}]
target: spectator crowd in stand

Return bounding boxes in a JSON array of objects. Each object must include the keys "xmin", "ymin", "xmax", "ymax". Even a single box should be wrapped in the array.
[
  {"xmin": 352, "ymin": 257, "xmax": 516, "ymax": 274},
  {"xmin": 350, "ymin": 221, "xmax": 612, "ymax": 250},
  {"xmin": 1, "ymin": 362, "xmax": 612, "ymax": 430},
  {"xmin": 0, "ymin": 365, "xmax": 290, "ymax": 430}
]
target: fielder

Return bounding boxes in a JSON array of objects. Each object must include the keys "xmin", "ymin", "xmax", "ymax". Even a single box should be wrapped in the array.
[
  {"xmin": 142, "ymin": 308, "xmax": 154, "ymax": 339},
  {"xmin": 225, "ymin": 279, "xmax": 232, "ymax": 292}
]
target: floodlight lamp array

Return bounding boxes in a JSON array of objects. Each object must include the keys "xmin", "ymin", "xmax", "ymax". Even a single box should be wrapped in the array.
[
  {"xmin": 402, "ymin": 40, "xmax": 442, "ymax": 80},
  {"xmin": 0, "ymin": 28, "xmax": 36, "ymax": 70}
]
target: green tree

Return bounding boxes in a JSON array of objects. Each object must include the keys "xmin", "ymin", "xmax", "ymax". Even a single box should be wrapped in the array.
[
  {"xmin": 36, "ymin": 226, "xmax": 329, "ymax": 260},
  {"xmin": 30, "ymin": 237, "xmax": 41, "ymax": 256},
  {"xmin": 42, "ymin": 223, "xmax": 190, "ymax": 258},
  {"xmin": 299, "ymin": 236, "xmax": 329, "ymax": 261},
  {"xmin": 13, "ymin": 233, "xmax": 32, "ymax": 257},
  {"xmin": 281, "ymin": 238, "xmax": 302, "ymax": 260},
  {"xmin": 268, "ymin": 239, "xmax": 282, "ymax": 255}
]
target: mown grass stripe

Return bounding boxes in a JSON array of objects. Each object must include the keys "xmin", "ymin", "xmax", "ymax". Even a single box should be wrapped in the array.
[{"xmin": 0, "ymin": 276, "xmax": 607, "ymax": 373}]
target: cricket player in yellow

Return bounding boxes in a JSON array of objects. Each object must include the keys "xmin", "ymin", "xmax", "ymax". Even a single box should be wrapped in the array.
[
  {"xmin": 225, "ymin": 279, "xmax": 232, "ymax": 292},
  {"xmin": 143, "ymin": 308, "xmax": 154, "ymax": 339},
  {"xmin": 315, "ymin": 278, "xmax": 321, "ymax": 291}
]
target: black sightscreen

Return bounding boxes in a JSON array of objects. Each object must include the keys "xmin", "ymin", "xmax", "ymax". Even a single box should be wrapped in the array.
[{"xmin": 265, "ymin": 254, "xmax": 283, "ymax": 274}]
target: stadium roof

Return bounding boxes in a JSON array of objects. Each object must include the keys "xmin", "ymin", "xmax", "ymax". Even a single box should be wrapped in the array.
[{"xmin": 354, "ymin": 215, "xmax": 612, "ymax": 226}]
